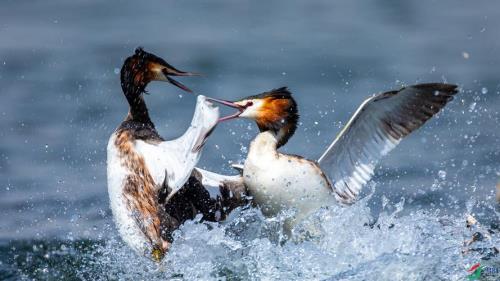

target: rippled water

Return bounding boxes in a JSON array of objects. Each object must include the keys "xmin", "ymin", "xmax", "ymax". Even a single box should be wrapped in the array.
[{"xmin": 1, "ymin": 0, "xmax": 499, "ymax": 280}]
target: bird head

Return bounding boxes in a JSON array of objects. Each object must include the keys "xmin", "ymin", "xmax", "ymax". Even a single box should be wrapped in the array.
[
  {"xmin": 208, "ymin": 87, "xmax": 299, "ymax": 147},
  {"xmin": 120, "ymin": 47, "xmax": 198, "ymax": 98}
]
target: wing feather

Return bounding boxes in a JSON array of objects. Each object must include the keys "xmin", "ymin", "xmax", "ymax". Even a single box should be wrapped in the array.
[
  {"xmin": 136, "ymin": 95, "xmax": 219, "ymax": 198},
  {"xmin": 194, "ymin": 168, "xmax": 248, "ymax": 217},
  {"xmin": 318, "ymin": 83, "xmax": 458, "ymax": 204}
]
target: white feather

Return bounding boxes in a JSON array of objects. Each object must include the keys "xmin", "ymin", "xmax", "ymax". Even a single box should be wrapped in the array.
[
  {"xmin": 194, "ymin": 167, "xmax": 243, "ymax": 197},
  {"xmin": 107, "ymin": 134, "xmax": 149, "ymax": 254},
  {"xmin": 194, "ymin": 167, "xmax": 242, "ymax": 188},
  {"xmin": 243, "ymin": 131, "xmax": 336, "ymax": 230},
  {"xmin": 135, "ymin": 95, "xmax": 219, "ymax": 198},
  {"xmin": 106, "ymin": 95, "xmax": 219, "ymax": 255},
  {"xmin": 318, "ymin": 83, "xmax": 457, "ymax": 204}
]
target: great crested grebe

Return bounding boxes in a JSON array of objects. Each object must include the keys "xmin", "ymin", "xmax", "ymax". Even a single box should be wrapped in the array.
[
  {"xmin": 107, "ymin": 48, "xmax": 234, "ymax": 261},
  {"xmin": 209, "ymin": 83, "xmax": 458, "ymax": 231}
]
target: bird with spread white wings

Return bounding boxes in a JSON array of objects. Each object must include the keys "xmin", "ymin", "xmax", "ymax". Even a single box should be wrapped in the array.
[{"xmin": 208, "ymin": 83, "xmax": 458, "ymax": 230}]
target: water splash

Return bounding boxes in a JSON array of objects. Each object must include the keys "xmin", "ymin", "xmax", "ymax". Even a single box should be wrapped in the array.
[
  {"xmin": 72, "ymin": 196, "xmax": 499, "ymax": 281},
  {"xmin": 2, "ymin": 187, "xmax": 498, "ymax": 280}
]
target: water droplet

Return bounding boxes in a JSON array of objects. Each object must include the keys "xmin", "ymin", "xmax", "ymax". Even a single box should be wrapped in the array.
[
  {"xmin": 438, "ymin": 170, "xmax": 446, "ymax": 180},
  {"xmin": 381, "ymin": 196, "xmax": 389, "ymax": 209},
  {"xmin": 45, "ymin": 144, "xmax": 49, "ymax": 149},
  {"xmin": 462, "ymin": 52, "xmax": 470, "ymax": 59},
  {"xmin": 481, "ymin": 87, "xmax": 488, "ymax": 94},
  {"xmin": 468, "ymin": 102, "xmax": 476, "ymax": 112},
  {"xmin": 114, "ymin": 68, "xmax": 120, "ymax": 74}
]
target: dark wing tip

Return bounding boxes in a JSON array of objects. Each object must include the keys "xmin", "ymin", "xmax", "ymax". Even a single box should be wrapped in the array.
[
  {"xmin": 412, "ymin": 83, "xmax": 459, "ymax": 95},
  {"xmin": 370, "ymin": 82, "xmax": 460, "ymax": 141}
]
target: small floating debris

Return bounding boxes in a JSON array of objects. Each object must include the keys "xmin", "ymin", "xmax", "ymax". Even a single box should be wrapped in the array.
[{"xmin": 462, "ymin": 214, "xmax": 499, "ymax": 259}]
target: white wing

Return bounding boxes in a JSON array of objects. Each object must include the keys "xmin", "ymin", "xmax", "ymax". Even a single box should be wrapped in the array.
[
  {"xmin": 318, "ymin": 83, "xmax": 458, "ymax": 204},
  {"xmin": 194, "ymin": 167, "xmax": 243, "ymax": 190},
  {"xmin": 193, "ymin": 167, "xmax": 247, "ymax": 217},
  {"xmin": 136, "ymin": 95, "xmax": 219, "ymax": 198}
]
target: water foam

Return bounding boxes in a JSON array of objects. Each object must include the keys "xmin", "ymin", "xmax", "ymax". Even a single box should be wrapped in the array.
[{"xmin": 78, "ymin": 194, "xmax": 499, "ymax": 281}]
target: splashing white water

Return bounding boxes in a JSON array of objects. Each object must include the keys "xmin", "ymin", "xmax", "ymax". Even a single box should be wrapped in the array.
[{"xmin": 78, "ymin": 192, "xmax": 499, "ymax": 281}]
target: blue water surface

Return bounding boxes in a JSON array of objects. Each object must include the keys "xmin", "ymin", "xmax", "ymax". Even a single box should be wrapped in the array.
[{"xmin": 0, "ymin": 1, "xmax": 499, "ymax": 280}]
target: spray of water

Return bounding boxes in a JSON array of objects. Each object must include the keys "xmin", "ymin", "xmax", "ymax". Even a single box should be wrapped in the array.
[{"xmin": 76, "ymin": 188, "xmax": 499, "ymax": 281}]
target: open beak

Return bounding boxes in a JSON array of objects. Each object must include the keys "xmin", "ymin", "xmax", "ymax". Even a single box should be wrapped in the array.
[
  {"xmin": 206, "ymin": 97, "xmax": 246, "ymax": 122},
  {"xmin": 161, "ymin": 67, "xmax": 200, "ymax": 93}
]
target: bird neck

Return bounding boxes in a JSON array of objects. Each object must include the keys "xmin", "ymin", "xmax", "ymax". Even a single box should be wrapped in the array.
[
  {"xmin": 256, "ymin": 119, "xmax": 296, "ymax": 149},
  {"xmin": 249, "ymin": 130, "xmax": 279, "ymax": 157},
  {"xmin": 123, "ymin": 84, "xmax": 153, "ymax": 125}
]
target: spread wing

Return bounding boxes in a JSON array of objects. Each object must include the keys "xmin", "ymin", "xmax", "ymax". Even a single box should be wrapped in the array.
[
  {"xmin": 136, "ymin": 95, "xmax": 219, "ymax": 198},
  {"xmin": 318, "ymin": 83, "xmax": 458, "ymax": 204}
]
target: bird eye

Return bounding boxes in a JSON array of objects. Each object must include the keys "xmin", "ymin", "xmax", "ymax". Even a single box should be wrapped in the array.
[{"xmin": 246, "ymin": 101, "xmax": 253, "ymax": 107}]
